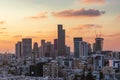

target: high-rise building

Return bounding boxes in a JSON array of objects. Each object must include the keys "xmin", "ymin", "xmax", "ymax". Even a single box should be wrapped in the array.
[
  {"xmin": 79, "ymin": 41, "xmax": 89, "ymax": 57},
  {"xmin": 15, "ymin": 41, "xmax": 22, "ymax": 58},
  {"xmin": 31, "ymin": 42, "xmax": 39, "ymax": 64},
  {"xmin": 73, "ymin": 37, "xmax": 83, "ymax": 58},
  {"xmin": 44, "ymin": 42, "xmax": 52, "ymax": 57},
  {"xmin": 54, "ymin": 39, "xmax": 58, "ymax": 50},
  {"xmin": 21, "ymin": 38, "xmax": 32, "ymax": 58},
  {"xmin": 33, "ymin": 42, "xmax": 39, "ymax": 58},
  {"xmin": 66, "ymin": 46, "xmax": 70, "ymax": 57},
  {"xmin": 40, "ymin": 40, "xmax": 46, "ymax": 57},
  {"xmin": 57, "ymin": 24, "xmax": 66, "ymax": 56},
  {"xmin": 93, "ymin": 37, "xmax": 104, "ymax": 52}
]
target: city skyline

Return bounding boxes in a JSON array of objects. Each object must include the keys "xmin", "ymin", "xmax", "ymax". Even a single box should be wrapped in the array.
[{"xmin": 0, "ymin": 0, "xmax": 120, "ymax": 53}]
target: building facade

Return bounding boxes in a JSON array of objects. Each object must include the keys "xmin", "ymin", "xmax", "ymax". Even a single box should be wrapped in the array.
[
  {"xmin": 15, "ymin": 41, "xmax": 22, "ymax": 58},
  {"xmin": 21, "ymin": 38, "xmax": 32, "ymax": 58},
  {"xmin": 57, "ymin": 24, "xmax": 66, "ymax": 56},
  {"xmin": 73, "ymin": 37, "xmax": 83, "ymax": 58},
  {"xmin": 93, "ymin": 37, "xmax": 104, "ymax": 52}
]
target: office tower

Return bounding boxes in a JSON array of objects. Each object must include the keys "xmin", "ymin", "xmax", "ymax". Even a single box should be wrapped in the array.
[
  {"xmin": 79, "ymin": 41, "xmax": 89, "ymax": 57},
  {"xmin": 52, "ymin": 39, "xmax": 58, "ymax": 58},
  {"xmin": 15, "ymin": 41, "xmax": 22, "ymax": 58},
  {"xmin": 54, "ymin": 39, "xmax": 58, "ymax": 50},
  {"xmin": 33, "ymin": 42, "xmax": 39, "ymax": 57},
  {"xmin": 93, "ymin": 37, "xmax": 104, "ymax": 52},
  {"xmin": 21, "ymin": 38, "xmax": 32, "ymax": 58},
  {"xmin": 31, "ymin": 42, "xmax": 39, "ymax": 64},
  {"xmin": 66, "ymin": 46, "xmax": 70, "ymax": 56},
  {"xmin": 44, "ymin": 42, "xmax": 52, "ymax": 57},
  {"xmin": 41, "ymin": 40, "xmax": 45, "ymax": 46},
  {"xmin": 57, "ymin": 24, "xmax": 66, "ymax": 56},
  {"xmin": 88, "ymin": 43, "xmax": 92, "ymax": 55},
  {"xmin": 40, "ymin": 40, "xmax": 46, "ymax": 57},
  {"xmin": 73, "ymin": 37, "xmax": 83, "ymax": 58}
]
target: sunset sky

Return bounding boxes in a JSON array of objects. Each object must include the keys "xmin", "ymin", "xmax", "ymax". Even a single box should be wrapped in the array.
[{"xmin": 0, "ymin": 0, "xmax": 120, "ymax": 53}]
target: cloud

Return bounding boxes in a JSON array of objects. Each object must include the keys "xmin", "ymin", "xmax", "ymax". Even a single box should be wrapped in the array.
[
  {"xmin": 0, "ymin": 32, "xmax": 4, "ymax": 34},
  {"xmin": 117, "ymin": 15, "xmax": 120, "ymax": 19},
  {"xmin": 72, "ymin": 24, "xmax": 102, "ymax": 30},
  {"xmin": 81, "ymin": 0, "xmax": 105, "ymax": 4},
  {"xmin": 0, "ymin": 28, "xmax": 7, "ymax": 30},
  {"xmin": 0, "ymin": 21, "xmax": 5, "ymax": 24},
  {"xmin": 26, "ymin": 12, "xmax": 48, "ymax": 19},
  {"xmin": 104, "ymin": 32, "xmax": 120, "ymax": 38},
  {"xmin": 52, "ymin": 8, "xmax": 105, "ymax": 18},
  {"xmin": 0, "ymin": 40, "xmax": 13, "ymax": 43},
  {"xmin": 13, "ymin": 35, "xmax": 22, "ymax": 38},
  {"xmin": 36, "ymin": 31, "xmax": 42, "ymax": 33}
]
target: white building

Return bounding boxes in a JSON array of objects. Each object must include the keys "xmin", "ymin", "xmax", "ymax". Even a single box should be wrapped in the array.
[
  {"xmin": 109, "ymin": 60, "xmax": 120, "ymax": 69},
  {"xmin": 92, "ymin": 54, "xmax": 104, "ymax": 70},
  {"xmin": 43, "ymin": 60, "xmax": 58, "ymax": 78}
]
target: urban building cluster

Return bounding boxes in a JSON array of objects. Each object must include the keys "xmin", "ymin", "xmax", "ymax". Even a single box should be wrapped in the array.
[{"xmin": 0, "ymin": 24, "xmax": 120, "ymax": 80}]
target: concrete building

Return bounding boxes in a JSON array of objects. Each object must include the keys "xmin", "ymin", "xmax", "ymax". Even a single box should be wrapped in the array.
[
  {"xmin": 33, "ymin": 42, "xmax": 39, "ymax": 58},
  {"xmin": 109, "ymin": 60, "xmax": 120, "ymax": 69},
  {"xmin": 15, "ymin": 41, "xmax": 22, "ymax": 58},
  {"xmin": 40, "ymin": 40, "xmax": 46, "ymax": 57},
  {"xmin": 73, "ymin": 37, "xmax": 83, "ymax": 58},
  {"xmin": 93, "ymin": 37, "xmax": 104, "ymax": 52},
  {"xmin": 43, "ymin": 61, "xmax": 58, "ymax": 78},
  {"xmin": 79, "ymin": 41, "xmax": 89, "ymax": 58},
  {"xmin": 66, "ymin": 46, "xmax": 70, "ymax": 57},
  {"xmin": 57, "ymin": 24, "xmax": 66, "ymax": 56},
  {"xmin": 92, "ymin": 54, "xmax": 104, "ymax": 70},
  {"xmin": 21, "ymin": 38, "xmax": 32, "ymax": 58}
]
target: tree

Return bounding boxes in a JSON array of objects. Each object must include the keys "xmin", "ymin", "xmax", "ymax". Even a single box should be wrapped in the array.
[
  {"xmin": 86, "ymin": 68, "xmax": 95, "ymax": 80},
  {"xmin": 100, "ymin": 71, "xmax": 104, "ymax": 80}
]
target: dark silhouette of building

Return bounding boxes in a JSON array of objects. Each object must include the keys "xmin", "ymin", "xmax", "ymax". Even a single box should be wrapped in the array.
[
  {"xmin": 57, "ymin": 24, "xmax": 66, "ymax": 56},
  {"xmin": 15, "ymin": 41, "xmax": 22, "ymax": 58},
  {"xmin": 33, "ymin": 42, "xmax": 39, "ymax": 58},
  {"xmin": 22, "ymin": 38, "xmax": 32, "ymax": 58},
  {"xmin": 73, "ymin": 37, "xmax": 83, "ymax": 58},
  {"xmin": 93, "ymin": 37, "xmax": 104, "ymax": 52},
  {"xmin": 54, "ymin": 39, "xmax": 58, "ymax": 50},
  {"xmin": 29, "ymin": 62, "xmax": 47, "ymax": 77}
]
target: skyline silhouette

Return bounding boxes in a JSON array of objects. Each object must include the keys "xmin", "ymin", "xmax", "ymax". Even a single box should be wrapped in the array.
[{"xmin": 0, "ymin": 0, "xmax": 120, "ymax": 53}]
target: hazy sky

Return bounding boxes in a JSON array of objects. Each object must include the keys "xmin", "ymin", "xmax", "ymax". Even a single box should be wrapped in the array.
[{"xmin": 0, "ymin": 0, "xmax": 120, "ymax": 53}]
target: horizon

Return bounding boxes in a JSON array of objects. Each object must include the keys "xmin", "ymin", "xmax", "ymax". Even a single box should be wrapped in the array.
[{"xmin": 0, "ymin": 0, "xmax": 120, "ymax": 53}]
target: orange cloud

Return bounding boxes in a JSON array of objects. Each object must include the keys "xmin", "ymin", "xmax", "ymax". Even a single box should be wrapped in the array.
[
  {"xmin": 118, "ymin": 15, "xmax": 120, "ymax": 19},
  {"xmin": 13, "ymin": 35, "xmax": 22, "ymax": 38},
  {"xmin": 26, "ymin": 12, "xmax": 48, "ymax": 19},
  {"xmin": 81, "ymin": 0, "xmax": 105, "ymax": 4},
  {"xmin": 0, "ymin": 21, "xmax": 5, "ymax": 24},
  {"xmin": 52, "ymin": 8, "xmax": 105, "ymax": 18},
  {"xmin": 0, "ymin": 28, "xmax": 7, "ymax": 30},
  {"xmin": 72, "ymin": 24, "xmax": 102, "ymax": 30},
  {"xmin": 0, "ymin": 32, "xmax": 4, "ymax": 34},
  {"xmin": 103, "ymin": 32, "xmax": 120, "ymax": 38}
]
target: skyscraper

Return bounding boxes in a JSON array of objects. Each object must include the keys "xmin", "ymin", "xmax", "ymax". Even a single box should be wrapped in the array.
[
  {"xmin": 15, "ymin": 41, "xmax": 22, "ymax": 58},
  {"xmin": 21, "ymin": 38, "xmax": 32, "ymax": 58},
  {"xmin": 73, "ymin": 37, "xmax": 83, "ymax": 58},
  {"xmin": 93, "ymin": 37, "xmax": 104, "ymax": 52},
  {"xmin": 57, "ymin": 24, "xmax": 66, "ymax": 56},
  {"xmin": 33, "ymin": 42, "xmax": 39, "ymax": 58},
  {"xmin": 40, "ymin": 39, "xmax": 46, "ymax": 57},
  {"xmin": 79, "ymin": 41, "xmax": 89, "ymax": 57},
  {"xmin": 54, "ymin": 39, "xmax": 58, "ymax": 50}
]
